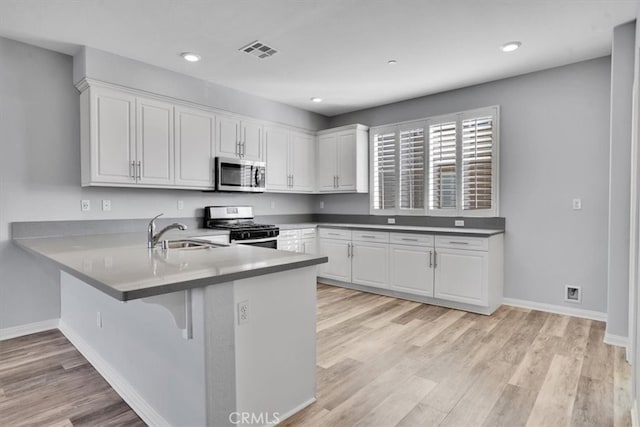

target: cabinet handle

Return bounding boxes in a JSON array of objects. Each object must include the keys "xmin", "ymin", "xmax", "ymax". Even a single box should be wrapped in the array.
[
  {"xmin": 449, "ymin": 241, "xmax": 469, "ymax": 245},
  {"xmin": 242, "ymin": 141, "xmax": 246, "ymax": 157},
  {"xmin": 130, "ymin": 161, "xmax": 135, "ymax": 178},
  {"xmin": 291, "ymin": 174, "xmax": 294, "ymax": 187},
  {"xmin": 360, "ymin": 235, "xmax": 376, "ymax": 239},
  {"xmin": 347, "ymin": 243, "xmax": 351, "ymax": 258},
  {"xmin": 429, "ymin": 250, "xmax": 433, "ymax": 268},
  {"xmin": 136, "ymin": 161, "xmax": 141, "ymax": 179},
  {"xmin": 349, "ymin": 243, "xmax": 353, "ymax": 258},
  {"xmin": 433, "ymin": 250, "xmax": 437, "ymax": 268},
  {"xmin": 401, "ymin": 238, "xmax": 418, "ymax": 242},
  {"xmin": 336, "ymin": 175, "xmax": 339, "ymax": 187}
]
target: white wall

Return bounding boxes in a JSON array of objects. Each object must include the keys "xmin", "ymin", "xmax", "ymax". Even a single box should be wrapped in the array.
[
  {"xmin": 0, "ymin": 37, "xmax": 320, "ymax": 330},
  {"xmin": 329, "ymin": 57, "xmax": 612, "ymax": 315},
  {"xmin": 607, "ymin": 21, "xmax": 635, "ymax": 339}
]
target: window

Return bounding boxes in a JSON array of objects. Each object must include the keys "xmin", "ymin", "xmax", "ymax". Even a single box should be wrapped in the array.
[{"xmin": 370, "ymin": 106, "xmax": 499, "ymax": 217}]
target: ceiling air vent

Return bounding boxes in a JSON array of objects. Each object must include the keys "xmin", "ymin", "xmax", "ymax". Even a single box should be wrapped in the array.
[{"xmin": 239, "ymin": 40, "xmax": 278, "ymax": 59}]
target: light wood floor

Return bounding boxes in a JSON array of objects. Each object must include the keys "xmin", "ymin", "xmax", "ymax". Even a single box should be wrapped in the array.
[
  {"xmin": 283, "ymin": 284, "xmax": 632, "ymax": 427},
  {"xmin": 0, "ymin": 329, "xmax": 144, "ymax": 426},
  {"xmin": 0, "ymin": 284, "xmax": 632, "ymax": 426}
]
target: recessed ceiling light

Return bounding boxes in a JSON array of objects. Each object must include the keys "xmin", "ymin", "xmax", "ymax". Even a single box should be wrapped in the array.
[
  {"xmin": 311, "ymin": 97, "xmax": 323, "ymax": 103},
  {"xmin": 500, "ymin": 42, "xmax": 521, "ymax": 53},
  {"xmin": 181, "ymin": 52, "xmax": 201, "ymax": 62},
  {"xmin": 388, "ymin": 59, "xmax": 398, "ymax": 65}
]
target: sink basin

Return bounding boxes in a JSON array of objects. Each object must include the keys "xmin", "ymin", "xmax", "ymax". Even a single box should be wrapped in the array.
[{"xmin": 162, "ymin": 239, "xmax": 227, "ymax": 250}]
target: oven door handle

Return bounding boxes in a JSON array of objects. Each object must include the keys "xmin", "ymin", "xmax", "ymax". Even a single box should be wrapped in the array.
[{"xmin": 231, "ymin": 237, "xmax": 278, "ymax": 244}]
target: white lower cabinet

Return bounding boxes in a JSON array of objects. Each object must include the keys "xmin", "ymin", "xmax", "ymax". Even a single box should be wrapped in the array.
[
  {"xmin": 318, "ymin": 228, "xmax": 503, "ymax": 314},
  {"xmin": 318, "ymin": 238, "xmax": 351, "ymax": 282},
  {"xmin": 389, "ymin": 244, "xmax": 434, "ymax": 297},
  {"xmin": 278, "ymin": 228, "xmax": 317, "ymax": 254},
  {"xmin": 434, "ymin": 248, "xmax": 488, "ymax": 306},
  {"xmin": 351, "ymin": 241, "xmax": 389, "ymax": 289}
]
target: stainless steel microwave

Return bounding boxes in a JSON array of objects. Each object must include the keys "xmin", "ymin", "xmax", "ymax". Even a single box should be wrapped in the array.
[{"xmin": 215, "ymin": 157, "xmax": 266, "ymax": 192}]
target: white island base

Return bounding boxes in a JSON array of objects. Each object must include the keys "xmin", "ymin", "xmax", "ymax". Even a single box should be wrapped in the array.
[{"xmin": 58, "ymin": 267, "xmax": 317, "ymax": 427}]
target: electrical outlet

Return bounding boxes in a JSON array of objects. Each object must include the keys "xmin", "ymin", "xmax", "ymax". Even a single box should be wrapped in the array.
[
  {"xmin": 387, "ymin": 218, "xmax": 396, "ymax": 224},
  {"xmin": 102, "ymin": 200, "xmax": 111, "ymax": 211},
  {"xmin": 96, "ymin": 312, "xmax": 102, "ymax": 328},
  {"xmin": 177, "ymin": 200, "xmax": 184, "ymax": 211},
  {"xmin": 455, "ymin": 219, "xmax": 465, "ymax": 227},
  {"xmin": 319, "ymin": 201, "xmax": 325, "ymax": 209},
  {"xmin": 238, "ymin": 301, "xmax": 249, "ymax": 325},
  {"xmin": 81, "ymin": 200, "xmax": 91, "ymax": 211},
  {"xmin": 572, "ymin": 198, "xmax": 582, "ymax": 210},
  {"xmin": 565, "ymin": 285, "xmax": 581, "ymax": 304}
]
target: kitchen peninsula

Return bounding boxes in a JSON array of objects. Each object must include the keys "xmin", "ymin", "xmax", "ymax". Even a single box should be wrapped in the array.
[{"xmin": 15, "ymin": 232, "xmax": 327, "ymax": 427}]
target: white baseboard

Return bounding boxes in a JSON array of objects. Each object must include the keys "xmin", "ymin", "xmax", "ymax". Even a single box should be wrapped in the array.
[
  {"xmin": 502, "ymin": 298, "xmax": 607, "ymax": 322},
  {"xmin": 603, "ymin": 332, "xmax": 629, "ymax": 350},
  {"xmin": 0, "ymin": 319, "xmax": 59, "ymax": 341},
  {"xmin": 632, "ymin": 399, "xmax": 638, "ymax": 427},
  {"xmin": 58, "ymin": 320, "xmax": 170, "ymax": 427},
  {"xmin": 276, "ymin": 397, "xmax": 316, "ymax": 426}
]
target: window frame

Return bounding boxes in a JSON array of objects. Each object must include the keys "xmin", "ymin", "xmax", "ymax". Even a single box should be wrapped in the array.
[{"xmin": 369, "ymin": 105, "xmax": 500, "ymax": 217}]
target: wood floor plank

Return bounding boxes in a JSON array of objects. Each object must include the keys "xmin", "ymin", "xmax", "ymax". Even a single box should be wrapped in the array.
[
  {"xmin": 569, "ymin": 376, "xmax": 613, "ymax": 427},
  {"xmin": 395, "ymin": 402, "xmax": 448, "ymax": 427},
  {"xmin": 353, "ymin": 375, "xmax": 437, "ymax": 427},
  {"xmin": 525, "ymin": 354, "xmax": 584, "ymax": 427},
  {"xmin": 614, "ymin": 346, "xmax": 632, "ymax": 427},
  {"xmin": 482, "ymin": 384, "xmax": 539, "ymax": 427},
  {"xmin": 539, "ymin": 313, "xmax": 571, "ymax": 337}
]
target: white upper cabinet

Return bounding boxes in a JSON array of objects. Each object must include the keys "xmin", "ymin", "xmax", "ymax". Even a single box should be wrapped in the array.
[
  {"xmin": 174, "ymin": 106, "xmax": 215, "ymax": 189},
  {"xmin": 265, "ymin": 126, "xmax": 290, "ymax": 191},
  {"xmin": 217, "ymin": 115, "xmax": 263, "ymax": 161},
  {"xmin": 82, "ymin": 86, "xmax": 136, "ymax": 185},
  {"xmin": 136, "ymin": 97, "xmax": 174, "ymax": 186},
  {"xmin": 265, "ymin": 125, "xmax": 315, "ymax": 193},
  {"xmin": 316, "ymin": 124, "xmax": 369, "ymax": 193},
  {"xmin": 290, "ymin": 131, "xmax": 315, "ymax": 192}
]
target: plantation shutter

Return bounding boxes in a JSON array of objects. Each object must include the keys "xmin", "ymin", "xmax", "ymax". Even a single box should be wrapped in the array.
[
  {"xmin": 428, "ymin": 121, "xmax": 457, "ymax": 210},
  {"xmin": 399, "ymin": 127, "xmax": 425, "ymax": 210},
  {"xmin": 372, "ymin": 130, "xmax": 397, "ymax": 211},
  {"xmin": 462, "ymin": 116, "xmax": 494, "ymax": 210}
]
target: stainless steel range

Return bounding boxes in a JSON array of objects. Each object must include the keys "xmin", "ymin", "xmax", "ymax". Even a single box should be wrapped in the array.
[{"xmin": 203, "ymin": 206, "xmax": 279, "ymax": 249}]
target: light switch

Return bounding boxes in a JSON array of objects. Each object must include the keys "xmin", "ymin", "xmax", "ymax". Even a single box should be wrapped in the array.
[
  {"xmin": 177, "ymin": 200, "xmax": 184, "ymax": 210},
  {"xmin": 102, "ymin": 200, "xmax": 111, "ymax": 211},
  {"xmin": 572, "ymin": 198, "xmax": 582, "ymax": 210}
]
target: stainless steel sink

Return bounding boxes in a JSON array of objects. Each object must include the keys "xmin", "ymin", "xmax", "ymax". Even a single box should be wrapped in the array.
[{"xmin": 162, "ymin": 239, "xmax": 227, "ymax": 250}]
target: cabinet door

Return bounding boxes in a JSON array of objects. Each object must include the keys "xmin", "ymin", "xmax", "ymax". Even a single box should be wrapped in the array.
[
  {"xmin": 174, "ymin": 106, "xmax": 215, "ymax": 188},
  {"xmin": 291, "ymin": 132, "xmax": 315, "ymax": 192},
  {"xmin": 336, "ymin": 131, "xmax": 357, "ymax": 190},
  {"xmin": 217, "ymin": 115, "xmax": 241, "ymax": 158},
  {"xmin": 317, "ymin": 134, "xmax": 337, "ymax": 192},
  {"xmin": 241, "ymin": 120, "xmax": 263, "ymax": 161},
  {"xmin": 136, "ymin": 97, "xmax": 174, "ymax": 185},
  {"xmin": 351, "ymin": 241, "xmax": 389, "ymax": 289},
  {"xmin": 434, "ymin": 248, "xmax": 488, "ymax": 306},
  {"xmin": 265, "ymin": 126, "xmax": 291, "ymax": 192},
  {"xmin": 390, "ymin": 245, "xmax": 434, "ymax": 297},
  {"xmin": 318, "ymin": 239, "xmax": 351, "ymax": 282},
  {"xmin": 91, "ymin": 88, "xmax": 136, "ymax": 184},
  {"xmin": 300, "ymin": 237, "xmax": 317, "ymax": 254}
]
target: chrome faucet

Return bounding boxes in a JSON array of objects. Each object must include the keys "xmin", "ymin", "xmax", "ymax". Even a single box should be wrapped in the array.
[{"xmin": 147, "ymin": 213, "xmax": 188, "ymax": 248}]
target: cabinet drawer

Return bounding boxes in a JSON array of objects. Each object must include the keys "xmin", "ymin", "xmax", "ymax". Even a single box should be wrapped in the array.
[
  {"xmin": 435, "ymin": 235, "xmax": 488, "ymax": 251},
  {"xmin": 352, "ymin": 230, "xmax": 389, "ymax": 243},
  {"xmin": 299, "ymin": 228, "xmax": 317, "ymax": 238},
  {"xmin": 390, "ymin": 232, "xmax": 433, "ymax": 247},
  {"xmin": 319, "ymin": 228, "xmax": 352, "ymax": 240},
  {"xmin": 278, "ymin": 229, "xmax": 299, "ymax": 239}
]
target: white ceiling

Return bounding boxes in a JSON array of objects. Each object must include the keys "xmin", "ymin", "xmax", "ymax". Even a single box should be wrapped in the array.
[{"xmin": 0, "ymin": 0, "xmax": 637, "ymax": 116}]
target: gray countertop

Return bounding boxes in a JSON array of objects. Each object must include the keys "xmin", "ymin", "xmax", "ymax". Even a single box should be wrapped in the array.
[
  {"xmin": 15, "ymin": 233, "xmax": 327, "ymax": 301},
  {"xmin": 316, "ymin": 223, "xmax": 503, "ymax": 236}
]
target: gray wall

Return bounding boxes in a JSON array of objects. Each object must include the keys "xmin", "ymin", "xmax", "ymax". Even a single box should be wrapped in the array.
[
  {"xmin": 0, "ymin": 37, "xmax": 320, "ymax": 330},
  {"xmin": 607, "ymin": 21, "xmax": 635, "ymax": 338},
  {"xmin": 329, "ymin": 57, "xmax": 612, "ymax": 314},
  {"xmin": 75, "ymin": 47, "xmax": 329, "ymax": 131}
]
